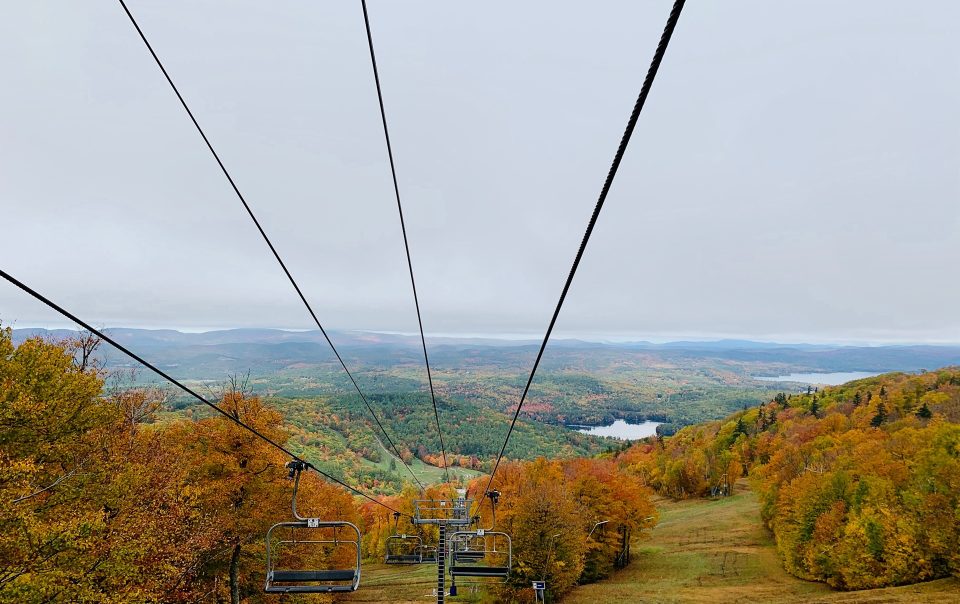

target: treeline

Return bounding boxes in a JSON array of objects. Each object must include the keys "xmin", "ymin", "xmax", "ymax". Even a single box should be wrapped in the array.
[{"xmin": 622, "ymin": 368, "xmax": 960, "ymax": 589}]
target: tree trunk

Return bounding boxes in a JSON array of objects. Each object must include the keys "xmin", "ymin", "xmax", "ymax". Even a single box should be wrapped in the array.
[{"xmin": 229, "ymin": 543, "xmax": 241, "ymax": 604}]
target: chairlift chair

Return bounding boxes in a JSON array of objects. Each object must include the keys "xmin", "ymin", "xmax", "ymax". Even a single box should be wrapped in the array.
[
  {"xmin": 448, "ymin": 489, "xmax": 511, "ymax": 578},
  {"xmin": 384, "ymin": 510, "xmax": 424, "ymax": 564},
  {"xmin": 448, "ymin": 529, "xmax": 512, "ymax": 578},
  {"xmin": 264, "ymin": 461, "xmax": 361, "ymax": 594},
  {"xmin": 385, "ymin": 534, "xmax": 424, "ymax": 564}
]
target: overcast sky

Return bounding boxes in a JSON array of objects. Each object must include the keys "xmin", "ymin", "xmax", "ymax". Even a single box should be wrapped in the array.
[{"xmin": 1, "ymin": 1, "xmax": 958, "ymax": 344}]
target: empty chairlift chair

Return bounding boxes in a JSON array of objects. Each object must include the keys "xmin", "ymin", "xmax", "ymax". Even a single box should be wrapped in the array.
[
  {"xmin": 448, "ymin": 529, "xmax": 512, "ymax": 578},
  {"xmin": 385, "ymin": 511, "xmax": 423, "ymax": 564},
  {"xmin": 384, "ymin": 534, "xmax": 424, "ymax": 564},
  {"xmin": 264, "ymin": 461, "xmax": 361, "ymax": 594},
  {"xmin": 448, "ymin": 489, "xmax": 511, "ymax": 579}
]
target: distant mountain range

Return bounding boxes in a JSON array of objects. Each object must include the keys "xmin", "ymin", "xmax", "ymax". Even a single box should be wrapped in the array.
[{"xmin": 11, "ymin": 327, "xmax": 960, "ymax": 378}]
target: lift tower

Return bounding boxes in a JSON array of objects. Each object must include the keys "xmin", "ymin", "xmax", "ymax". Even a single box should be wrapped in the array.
[{"xmin": 413, "ymin": 489, "xmax": 473, "ymax": 603}]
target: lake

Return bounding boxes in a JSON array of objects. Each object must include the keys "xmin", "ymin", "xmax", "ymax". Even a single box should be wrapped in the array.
[
  {"xmin": 571, "ymin": 419, "xmax": 661, "ymax": 440},
  {"xmin": 753, "ymin": 371, "xmax": 880, "ymax": 386}
]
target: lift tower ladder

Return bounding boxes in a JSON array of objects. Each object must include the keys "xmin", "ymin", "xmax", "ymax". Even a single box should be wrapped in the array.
[{"xmin": 437, "ymin": 522, "xmax": 446, "ymax": 604}]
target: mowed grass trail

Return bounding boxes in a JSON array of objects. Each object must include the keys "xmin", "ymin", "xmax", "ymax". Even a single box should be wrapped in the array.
[
  {"xmin": 565, "ymin": 483, "xmax": 960, "ymax": 604},
  {"xmin": 337, "ymin": 562, "xmax": 488, "ymax": 604},
  {"xmin": 362, "ymin": 440, "xmax": 484, "ymax": 486}
]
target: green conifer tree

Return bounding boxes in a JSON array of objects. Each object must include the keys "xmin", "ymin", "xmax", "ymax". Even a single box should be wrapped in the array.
[{"xmin": 871, "ymin": 401, "xmax": 888, "ymax": 427}]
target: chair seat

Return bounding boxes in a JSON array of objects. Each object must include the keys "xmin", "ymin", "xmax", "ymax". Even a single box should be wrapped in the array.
[
  {"xmin": 270, "ymin": 569, "xmax": 356, "ymax": 582},
  {"xmin": 264, "ymin": 584, "xmax": 357, "ymax": 593},
  {"xmin": 450, "ymin": 566, "xmax": 509, "ymax": 577}
]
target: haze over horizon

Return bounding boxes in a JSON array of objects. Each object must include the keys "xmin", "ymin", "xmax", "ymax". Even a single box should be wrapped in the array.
[
  {"xmin": 7, "ymin": 324, "xmax": 960, "ymax": 348},
  {"xmin": 2, "ymin": 1, "xmax": 958, "ymax": 345}
]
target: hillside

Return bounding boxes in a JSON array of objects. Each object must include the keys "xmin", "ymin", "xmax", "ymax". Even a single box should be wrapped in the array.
[
  {"xmin": 565, "ymin": 483, "xmax": 960, "ymax": 604},
  {"xmin": 623, "ymin": 368, "xmax": 960, "ymax": 591}
]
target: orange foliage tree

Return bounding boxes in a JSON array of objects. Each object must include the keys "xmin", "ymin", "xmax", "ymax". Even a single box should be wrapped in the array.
[{"xmin": 468, "ymin": 456, "xmax": 656, "ymax": 601}]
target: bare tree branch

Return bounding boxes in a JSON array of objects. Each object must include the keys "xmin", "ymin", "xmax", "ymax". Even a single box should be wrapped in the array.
[{"xmin": 11, "ymin": 469, "xmax": 76, "ymax": 504}]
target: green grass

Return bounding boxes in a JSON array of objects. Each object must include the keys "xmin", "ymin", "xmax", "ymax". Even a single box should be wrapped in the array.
[
  {"xmin": 564, "ymin": 483, "xmax": 960, "ymax": 604},
  {"xmin": 337, "ymin": 562, "xmax": 488, "ymax": 604}
]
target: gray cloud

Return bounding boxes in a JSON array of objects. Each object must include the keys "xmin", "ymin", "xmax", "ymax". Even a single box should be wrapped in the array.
[{"xmin": 2, "ymin": 1, "xmax": 958, "ymax": 344}]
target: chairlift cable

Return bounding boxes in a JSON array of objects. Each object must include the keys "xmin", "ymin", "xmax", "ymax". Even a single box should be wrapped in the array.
[
  {"xmin": 115, "ymin": 0, "xmax": 424, "ymax": 491},
  {"xmin": 0, "ymin": 268, "xmax": 407, "ymax": 517},
  {"xmin": 360, "ymin": 0, "xmax": 450, "ymax": 482},
  {"xmin": 477, "ymin": 0, "xmax": 687, "ymax": 508}
]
